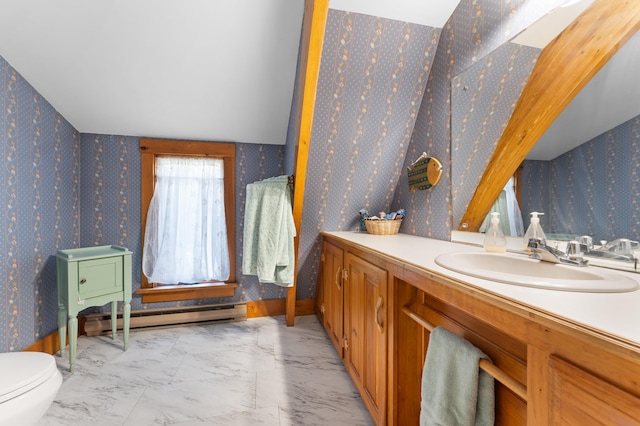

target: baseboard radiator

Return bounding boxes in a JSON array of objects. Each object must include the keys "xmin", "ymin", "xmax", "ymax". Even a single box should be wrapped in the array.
[{"xmin": 83, "ymin": 302, "xmax": 247, "ymax": 337}]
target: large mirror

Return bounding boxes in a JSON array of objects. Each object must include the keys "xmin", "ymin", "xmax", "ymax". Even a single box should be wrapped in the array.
[
  {"xmin": 520, "ymin": 31, "xmax": 640, "ymax": 242},
  {"xmin": 451, "ymin": 40, "xmax": 539, "ymax": 235},
  {"xmin": 452, "ymin": 0, "xmax": 640, "ymax": 243}
]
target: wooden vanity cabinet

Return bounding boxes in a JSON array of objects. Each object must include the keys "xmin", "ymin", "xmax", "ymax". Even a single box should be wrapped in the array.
[
  {"xmin": 343, "ymin": 252, "xmax": 388, "ymax": 425},
  {"xmin": 316, "ymin": 238, "xmax": 389, "ymax": 425},
  {"xmin": 393, "ymin": 268, "xmax": 640, "ymax": 425},
  {"xmin": 317, "ymin": 239, "xmax": 345, "ymax": 355},
  {"xmin": 392, "ymin": 278, "xmax": 527, "ymax": 426},
  {"xmin": 317, "ymin": 233, "xmax": 640, "ymax": 425},
  {"xmin": 546, "ymin": 354, "xmax": 640, "ymax": 424}
]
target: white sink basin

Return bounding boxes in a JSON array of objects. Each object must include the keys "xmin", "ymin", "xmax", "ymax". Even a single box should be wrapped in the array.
[{"xmin": 435, "ymin": 251, "xmax": 639, "ymax": 292}]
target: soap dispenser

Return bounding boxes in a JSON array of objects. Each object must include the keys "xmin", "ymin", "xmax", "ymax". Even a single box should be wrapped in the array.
[
  {"xmin": 483, "ymin": 212, "xmax": 507, "ymax": 253},
  {"xmin": 523, "ymin": 211, "xmax": 547, "ymax": 250}
]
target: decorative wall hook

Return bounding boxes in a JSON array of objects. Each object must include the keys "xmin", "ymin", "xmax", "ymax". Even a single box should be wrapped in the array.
[{"xmin": 407, "ymin": 152, "xmax": 443, "ymax": 192}]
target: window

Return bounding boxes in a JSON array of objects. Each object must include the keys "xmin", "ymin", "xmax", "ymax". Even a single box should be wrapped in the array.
[
  {"xmin": 142, "ymin": 156, "xmax": 229, "ymax": 283},
  {"xmin": 137, "ymin": 139, "xmax": 237, "ymax": 303}
]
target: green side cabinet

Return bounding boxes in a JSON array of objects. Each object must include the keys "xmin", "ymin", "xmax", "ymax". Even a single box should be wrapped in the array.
[{"xmin": 57, "ymin": 245, "xmax": 132, "ymax": 372}]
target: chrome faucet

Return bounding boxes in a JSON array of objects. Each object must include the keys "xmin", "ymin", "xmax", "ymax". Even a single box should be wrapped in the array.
[
  {"xmin": 527, "ymin": 238, "xmax": 589, "ymax": 266},
  {"xmin": 568, "ymin": 236, "xmax": 638, "ymax": 265}
]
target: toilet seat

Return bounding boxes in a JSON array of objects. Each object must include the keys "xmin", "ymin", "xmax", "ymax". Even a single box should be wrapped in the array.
[{"xmin": 0, "ymin": 352, "xmax": 60, "ymax": 404}]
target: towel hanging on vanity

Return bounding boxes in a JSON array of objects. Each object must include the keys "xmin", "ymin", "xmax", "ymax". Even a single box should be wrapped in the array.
[
  {"xmin": 242, "ymin": 175, "xmax": 296, "ymax": 287},
  {"xmin": 420, "ymin": 326, "xmax": 495, "ymax": 426}
]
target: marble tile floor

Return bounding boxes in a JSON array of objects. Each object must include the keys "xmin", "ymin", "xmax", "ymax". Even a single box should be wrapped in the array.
[{"xmin": 39, "ymin": 315, "xmax": 374, "ymax": 426}]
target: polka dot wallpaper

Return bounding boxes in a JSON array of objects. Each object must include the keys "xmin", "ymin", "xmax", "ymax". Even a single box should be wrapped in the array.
[
  {"xmin": 296, "ymin": 10, "xmax": 439, "ymax": 298},
  {"xmin": 451, "ymin": 42, "xmax": 539, "ymax": 229},
  {"xmin": 392, "ymin": 0, "xmax": 556, "ymax": 240},
  {"xmin": 523, "ymin": 115, "xmax": 640, "ymax": 244},
  {"xmin": 1, "ymin": 57, "xmax": 80, "ymax": 351},
  {"xmin": 295, "ymin": 2, "xmax": 560, "ymax": 296}
]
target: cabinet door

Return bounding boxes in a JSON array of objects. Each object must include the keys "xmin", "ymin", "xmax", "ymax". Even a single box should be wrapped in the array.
[
  {"xmin": 344, "ymin": 252, "xmax": 388, "ymax": 425},
  {"xmin": 322, "ymin": 240, "xmax": 345, "ymax": 356},
  {"xmin": 548, "ymin": 355, "xmax": 640, "ymax": 424},
  {"xmin": 78, "ymin": 257, "xmax": 123, "ymax": 299}
]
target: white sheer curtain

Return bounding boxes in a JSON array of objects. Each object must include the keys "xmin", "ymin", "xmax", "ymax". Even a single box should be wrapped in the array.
[
  {"xmin": 142, "ymin": 156, "xmax": 230, "ymax": 284},
  {"xmin": 504, "ymin": 176, "xmax": 524, "ymax": 236},
  {"xmin": 479, "ymin": 177, "xmax": 524, "ymax": 237}
]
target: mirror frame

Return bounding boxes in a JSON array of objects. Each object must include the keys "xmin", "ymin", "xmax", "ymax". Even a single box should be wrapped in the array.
[{"xmin": 458, "ymin": 0, "xmax": 640, "ymax": 232}]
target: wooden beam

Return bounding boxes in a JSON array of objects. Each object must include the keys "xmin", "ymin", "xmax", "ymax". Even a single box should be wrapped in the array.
[
  {"xmin": 247, "ymin": 298, "xmax": 315, "ymax": 318},
  {"xmin": 459, "ymin": 0, "xmax": 640, "ymax": 231},
  {"xmin": 288, "ymin": 0, "xmax": 329, "ymax": 326},
  {"xmin": 136, "ymin": 283, "xmax": 238, "ymax": 303}
]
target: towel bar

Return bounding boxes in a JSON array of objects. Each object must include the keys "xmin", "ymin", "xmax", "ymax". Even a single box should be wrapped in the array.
[{"xmin": 402, "ymin": 305, "xmax": 528, "ymax": 402}]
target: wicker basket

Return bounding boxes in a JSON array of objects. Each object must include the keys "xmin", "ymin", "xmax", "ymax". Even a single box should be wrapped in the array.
[{"xmin": 364, "ymin": 219, "xmax": 402, "ymax": 235}]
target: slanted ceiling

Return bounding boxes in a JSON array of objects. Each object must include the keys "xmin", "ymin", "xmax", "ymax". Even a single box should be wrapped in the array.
[
  {"xmin": 0, "ymin": 0, "xmax": 305, "ymax": 144},
  {"xmin": 0, "ymin": 0, "xmax": 460, "ymax": 144},
  {"xmin": 512, "ymin": 0, "xmax": 640, "ymax": 161}
]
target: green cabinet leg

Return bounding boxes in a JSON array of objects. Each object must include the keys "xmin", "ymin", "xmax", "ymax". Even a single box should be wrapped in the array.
[
  {"xmin": 123, "ymin": 301, "xmax": 131, "ymax": 351},
  {"xmin": 58, "ymin": 305, "xmax": 67, "ymax": 356},
  {"xmin": 110, "ymin": 300, "xmax": 118, "ymax": 340},
  {"xmin": 68, "ymin": 316, "xmax": 78, "ymax": 373}
]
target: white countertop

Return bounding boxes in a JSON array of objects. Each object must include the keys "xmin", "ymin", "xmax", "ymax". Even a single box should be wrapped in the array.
[{"xmin": 324, "ymin": 231, "xmax": 640, "ymax": 347}]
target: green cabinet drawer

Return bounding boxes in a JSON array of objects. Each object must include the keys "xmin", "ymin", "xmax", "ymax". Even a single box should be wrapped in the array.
[{"xmin": 77, "ymin": 257, "xmax": 123, "ymax": 298}]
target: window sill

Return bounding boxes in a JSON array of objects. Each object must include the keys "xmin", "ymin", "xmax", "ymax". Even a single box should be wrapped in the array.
[{"xmin": 136, "ymin": 282, "xmax": 237, "ymax": 303}]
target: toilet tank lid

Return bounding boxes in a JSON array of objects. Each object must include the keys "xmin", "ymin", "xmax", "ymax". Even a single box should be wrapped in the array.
[{"xmin": 0, "ymin": 352, "xmax": 59, "ymax": 402}]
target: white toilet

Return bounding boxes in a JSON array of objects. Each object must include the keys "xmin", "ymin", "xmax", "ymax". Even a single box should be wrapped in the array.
[{"xmin": 0, "ymin": 352, "xmax": 62, "ymax": 425}]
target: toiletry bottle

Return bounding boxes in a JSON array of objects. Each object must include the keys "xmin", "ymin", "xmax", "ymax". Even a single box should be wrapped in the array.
[
  {"xmin": 523, "ymin": 211, "xmax": 547, "ymax": 251},
  {"xmin": 483, "ymin": 212, "xmax": 507, "ymax": 253}
]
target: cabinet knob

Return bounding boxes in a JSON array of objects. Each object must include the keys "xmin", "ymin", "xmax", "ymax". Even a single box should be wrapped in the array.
[{"xmin": 80, "ymin": 278, "xmax": 87, "ymax": 284}]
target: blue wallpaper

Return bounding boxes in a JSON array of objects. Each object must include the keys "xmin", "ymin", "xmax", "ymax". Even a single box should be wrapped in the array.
[
  {"xmin": 393, "ymin": 0, "xmax": 557, "ymax": 239},
  {"xmin": 292, "ymin": 1, "xmax": 564, "ymax": 297},
  {"xmin": 522, "ymin": 115, "xmax": 640, "ymax": 243},
  {"xmin": 295, "ymin": 10, "xmax": 440, "ymax": 297},
  {"xmin": 80, "ymin": 135, "xmax": 140, "ymax": 250},
  {"xmin": 1, "ymin": 56, "xmax": 80, "ymax": 352},
  {"xmin": 451, "ymin": 42, "xmax": 539, "ymax": 228}
]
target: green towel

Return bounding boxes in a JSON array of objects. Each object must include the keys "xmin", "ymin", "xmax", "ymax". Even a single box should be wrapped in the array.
[
  {"xmin": 242, "ymin": 176, "xmax": 296, "ymax": 287},
  {"xmin": 420, "ymin": 327, "xmax": 495, "ymax": 426}
]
